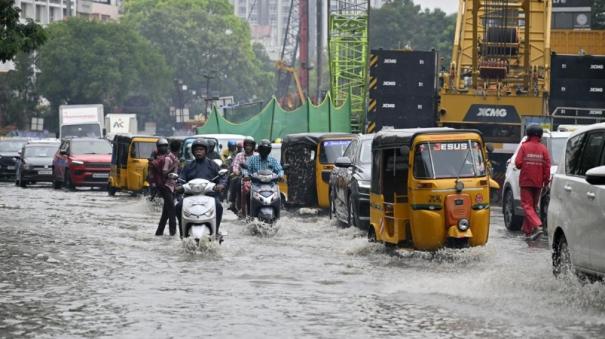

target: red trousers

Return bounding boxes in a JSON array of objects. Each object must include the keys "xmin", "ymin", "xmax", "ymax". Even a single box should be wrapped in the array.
[{"xmin": 520, "ymin": 187, "xmax": 542, "ymax": 235}]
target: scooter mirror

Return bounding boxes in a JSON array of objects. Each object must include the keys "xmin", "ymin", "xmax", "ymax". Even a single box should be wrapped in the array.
[
  {"xmin": 240, "ymin": 163, "xmax": 248, "ymax": 170},
  {"xmin": 167, "ymin": 173, "xmax": 179, "ymax": 180},
  {"xmin": 218, "ymin": 169, "xmax": 229, "ymax": 176}
]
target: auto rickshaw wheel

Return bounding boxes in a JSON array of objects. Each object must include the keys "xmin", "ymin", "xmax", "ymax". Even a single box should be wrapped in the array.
[
  {"xmin": 368, "ymin": 226, "xmax": 377, "ymax": 243},
  {"xmin": 446, "ymin": 238, "xmax": 469, "ymax": 249}
]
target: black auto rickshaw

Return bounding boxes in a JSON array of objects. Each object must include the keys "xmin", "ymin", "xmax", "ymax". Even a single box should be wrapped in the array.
[{"xmin": 281, "ymin": 133, "xmax": 354, "ymax": 207}]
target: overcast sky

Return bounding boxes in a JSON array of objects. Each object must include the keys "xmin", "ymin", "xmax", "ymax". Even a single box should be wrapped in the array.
[{"xmin": 414, "ymin": 0, "xmax": 458, "ymax": 14}]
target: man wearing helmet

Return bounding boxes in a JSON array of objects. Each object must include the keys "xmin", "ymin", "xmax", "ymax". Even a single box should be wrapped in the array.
[
  {"xmin": 515, "ymin": 124, "xmax": 551, "ymax": 240},
  {"xmin": 230, "ymin": 137, "xmax": 257, "ymax": 214},
  {"xmin": 222, "ymin": 140, "xmax": 238, "ymax": 163},
  {"xmin": 150, "ymin": 138, "xmax": 180, "ymax": 236},
  {"xmin": 176, "ymin": 138, "xmax": 227, "ymax": 236},
  {"xmin": 242, "ymin": 139, "xmax": 283, "ymax": 216}
]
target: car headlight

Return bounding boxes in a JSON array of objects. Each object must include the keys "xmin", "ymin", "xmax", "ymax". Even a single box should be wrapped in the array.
[
  {"xmin": 71, "ymin": 160, "xmax": 84, "ymax": 166},
  {"xmin": 24, "ymin": 164, "xmax": 33, "ymax": 170},
  {"xmin": 457, "ymin": 218, "xmax": 470, "ymax": 231}
]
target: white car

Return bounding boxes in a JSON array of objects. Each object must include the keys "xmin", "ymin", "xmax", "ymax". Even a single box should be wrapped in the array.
[
  {"xmin": 549, "ymin": 123, "xmax": 605, "ymax": 278},
  {"xmin": 502, "ymin": 131, "xmax": 571, "ymax": 231}
]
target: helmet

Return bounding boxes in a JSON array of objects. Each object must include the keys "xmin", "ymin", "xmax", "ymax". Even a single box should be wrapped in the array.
[
  {"xmin": 156, "ymin": 138, "xmax": 168, "ymax": 147},
  {"xmin": 191, "ymin": 138, "xmax": 209, "ymax": 152},
  {"xmin": 243, "ymin": 137, "xmax": 256, "ymax": 149},
  {"xmin": 273, "ymin": 137, "xmax": 282, "ymax": 144},
  {"xmin": 206, "ymin": 139, "xmax": 216, "ymax": 153},
  {"xmin": 156, "ymin": 138, "xmax": 169, "ymax": 154},
  {"xmin": 258, "ymin": 139, "xmax": 272, "ymax": 158},
  {"xmin": 526, "ymin": 124, "xmax": 543, "ymax": 139},
  {"xmin": 228, "ymin": 140, "xmax": 237, "ymax": 148}
]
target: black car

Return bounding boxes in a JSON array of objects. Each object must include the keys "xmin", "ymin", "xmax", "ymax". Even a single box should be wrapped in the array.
[
  {"xmin": 16, "ymin": 141, "xmax": 60, "ymax": 188},
  {"xmin": 0, "ymin": 138, "xmax": 29, "ymax": 180},
  {"xmin": 329, "ymin": 134, "xmax": 373, "ymax": 228}
]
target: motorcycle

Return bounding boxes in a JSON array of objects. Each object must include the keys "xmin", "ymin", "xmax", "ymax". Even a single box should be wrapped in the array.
[
  {"xmin": 171, "ymin": 169, "xmax": 229, "ymax": 244},
  {"xmin": 248, "ymin": 169, "xmax": 282, "ymax": 225}
]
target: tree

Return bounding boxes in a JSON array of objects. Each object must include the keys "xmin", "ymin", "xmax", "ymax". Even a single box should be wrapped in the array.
[
  {"xmin": 370, "ymin": 0, "xmax": 456, "ymax": 64},
  {"xmin": 0, "ymin": 52, "xmax": 42, "ymax": 129},
  {"xmin": 36, "ymin": 18, "xmax": 172, "ymax": 130},
  {"xmin": 0, "ymin": 0, "xmax": 46, "ymax": 62},
  {"xmin": 123, "ymin": 0, "xmax": 275, "ymax": 103}
]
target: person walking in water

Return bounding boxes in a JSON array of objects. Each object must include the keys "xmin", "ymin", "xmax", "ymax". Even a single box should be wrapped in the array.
[
  {"xmin": 515, "ymin": 125, "xmax": 551, "ymax": 240},
  {"xmin": 150, "ymin": 138, "xmax": 180, "ymax": 236}
]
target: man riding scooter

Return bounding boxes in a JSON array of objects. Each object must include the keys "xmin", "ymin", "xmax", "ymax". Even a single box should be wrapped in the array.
[
  {"xmin": 242, "ymin": 139, "xmax": 284, "ymax": 216},
  {"xmin": 230, "ymin": 137, "xmax": 257, "ymax": 215},
  {"xmin": 176, "ymin": 139, "xmax": 227, "ymax": 237}
]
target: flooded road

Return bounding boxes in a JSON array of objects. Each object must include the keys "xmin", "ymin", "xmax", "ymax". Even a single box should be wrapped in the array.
[{"xmin": 1, "ymin": 182, "xmax": 605, "ymax": 338}]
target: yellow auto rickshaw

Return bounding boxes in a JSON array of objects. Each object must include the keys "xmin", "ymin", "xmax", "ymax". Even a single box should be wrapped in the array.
[
  {"xmin": 281, "ymin": 133, "xmax": 353, "ymax": 208},
  {"xmin": 369, "ymin": 128, "xmax": 499, "ymax": 250},
  {"xmin": 108, "ymin": 134, "xmax": 159, "ymax": 195}
]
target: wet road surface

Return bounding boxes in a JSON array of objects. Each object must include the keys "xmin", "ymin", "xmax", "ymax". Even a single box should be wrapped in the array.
[{"xmin": 1, "ymin": 182, "xmax": 605, "ymax": 338}]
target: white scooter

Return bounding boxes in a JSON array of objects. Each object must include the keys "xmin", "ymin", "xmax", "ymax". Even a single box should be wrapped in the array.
[{"xmin": 171, "ymin": 169, "xmax": 228, "ymax": 244}]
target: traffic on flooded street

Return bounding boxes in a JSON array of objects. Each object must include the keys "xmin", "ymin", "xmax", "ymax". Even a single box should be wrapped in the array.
[{"xmin": 1, "ymin": 181, "xmax": 605, "ymax": 338}]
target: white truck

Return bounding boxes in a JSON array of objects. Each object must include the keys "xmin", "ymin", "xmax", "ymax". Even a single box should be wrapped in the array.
[
  {"xmin": 59, "ymin": 104, "xmax": 104, "ymax": 139},
  {"xmin": 104, "ymin": 114, "xmax": 138, "ymax": 140}
]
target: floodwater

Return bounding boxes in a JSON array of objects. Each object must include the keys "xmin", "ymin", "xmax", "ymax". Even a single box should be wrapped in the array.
[{"xmin": 1, "ymin": 182, "xmax": 605, "ymax": 338}]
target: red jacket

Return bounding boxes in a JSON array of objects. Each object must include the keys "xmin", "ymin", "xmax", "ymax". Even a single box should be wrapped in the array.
[{"xmin": 515, "ymin": 136, "xmax": 551, "ymax": 188}]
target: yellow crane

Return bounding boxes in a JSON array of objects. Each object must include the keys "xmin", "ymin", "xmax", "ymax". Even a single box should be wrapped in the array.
[
  {"xmin": 439, "ymin": 0, "xmax": 552, "ymax": 145},
  {"xmin": 276, "ymin": 60, "xmax": 306, "ymax": 108}
]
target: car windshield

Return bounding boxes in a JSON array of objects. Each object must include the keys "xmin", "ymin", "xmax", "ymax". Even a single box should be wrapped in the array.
[
  {"xmin": 359, "ymin": 139, "xmax": 372, "ymax": 164},
  {"xmin": 0, "ymin": 141, "xmax": 26, "ymax": 152},
  {"xmin": 61, "ymin": 124, "xmax": 102, "ymax": 138},
  {"xmin": 319, "ymin": 139, "xmax": 351, "ymax": 164},
  {"xmin": 549, "ymin": 137, "xmax": 566, "ymax": 166},
  {"xmin": 25, "ymin": 145, "xmax": 58, "ymax": 158},
  {"xmin": 71, "ymin": 140, "xmax": 111, "ymax": 155},
  {"xmin": 132, "ymin": 142, "xmax": 155, "ymax": 159},
  {"xmin": 414, "ymin": 141, "xmax": 486, "ymax": 179}
]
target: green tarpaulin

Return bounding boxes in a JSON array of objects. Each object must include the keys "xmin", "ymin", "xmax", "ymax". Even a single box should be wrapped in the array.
[{"xmin": 196, "ymin": 93, "xmax": 351, "ymax": 140}]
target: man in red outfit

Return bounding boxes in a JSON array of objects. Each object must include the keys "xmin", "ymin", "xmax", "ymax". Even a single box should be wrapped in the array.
[{"xmin": 515, "ymin": 125, "xmax": 551, "ymax": 240}]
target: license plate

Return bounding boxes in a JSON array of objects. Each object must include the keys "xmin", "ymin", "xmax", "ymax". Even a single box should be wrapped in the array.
[
  {"xmin": 7, "ymin": 166, "xmax": 15, "ymax": 170},
  {"xmin": 92, "ymin": 173, "xmax": 109, "ymax": 179},
  {"xmin": 38, "ymin": 170, "xmax": 52, "ymax": 175}
]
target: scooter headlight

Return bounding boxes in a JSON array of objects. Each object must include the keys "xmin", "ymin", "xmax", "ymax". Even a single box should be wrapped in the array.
[{"xmin": 457, "ymin": 218, "xmax": 470, "ymax": 231}]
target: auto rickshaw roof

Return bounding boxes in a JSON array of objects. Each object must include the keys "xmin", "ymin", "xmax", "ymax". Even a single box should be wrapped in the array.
[
  {"xmin": 372, "ymin": 128, "xmax": 482, "ymax": 150},
  {"xmin": 112, "ymin": 133, "xmax": 158, "ymax": 142},
  {"xmin": 282, "ymin": 132, "xmax": 353, "ymax": 147}
]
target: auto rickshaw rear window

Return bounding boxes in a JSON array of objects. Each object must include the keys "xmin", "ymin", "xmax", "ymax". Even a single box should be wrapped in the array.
[
  {"xmin": 414, "ymin": 141, "xmax": 486, "ymax": 179},
  {"xmin": 319, "ymin": 140, "xmax": 351, "ymax": 164},
  {"xmin": 132, "ymin": 142, "xmax": 156, "ymax": 159}
]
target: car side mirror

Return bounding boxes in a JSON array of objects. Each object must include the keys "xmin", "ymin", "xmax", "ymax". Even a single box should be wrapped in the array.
[
  {"xmin": 586, "ymin": 166, "xmax": 605, "ymax": 185},
  {"xmin": 334, "ymin": 156, "xmax": 352, "ymax": 168}
]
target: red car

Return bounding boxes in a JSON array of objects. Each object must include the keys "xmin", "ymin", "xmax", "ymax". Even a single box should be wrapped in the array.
[{"xmin": 52, "ymin": 138, "xmax": 112, "ymax": 190}]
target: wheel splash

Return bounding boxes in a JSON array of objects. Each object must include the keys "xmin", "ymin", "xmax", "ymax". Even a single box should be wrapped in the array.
[
  {"xmin": 181, "ymin": 236, "xmax": 221, "ymax": 255},
  {"xmin": 246, "ymin": 219, "xmax": 280, "ymax": 237}
]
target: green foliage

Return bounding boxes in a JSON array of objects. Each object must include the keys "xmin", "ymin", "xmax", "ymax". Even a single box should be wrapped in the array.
[
  {"xmin": 36, "ymin": 18, "xmax": 172, "ymax": 130},
  {"xmin": 0, "ymin": 0, "xmax": 46, "ymax": 62},
  {"xmin": 0, "ymin": 53, "xmax": 42, "ymax": 129},
  {"xmin": 123, "ymin": 0, "xmax": 275, "ymax": 103},
  {"xmin": 369, "ymin": 0, "xmax": 456, "ymax": 64}
]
